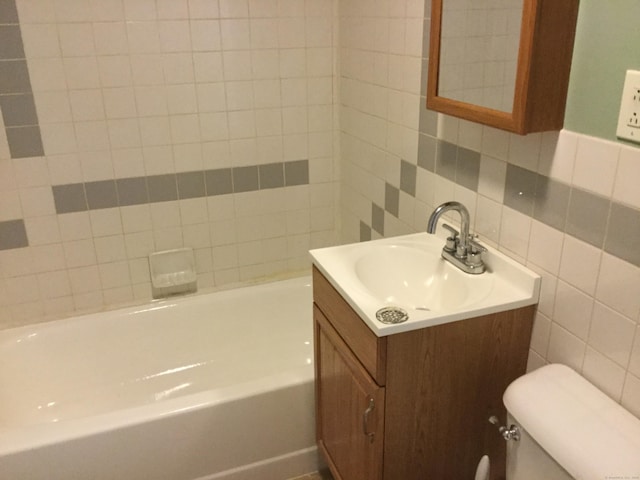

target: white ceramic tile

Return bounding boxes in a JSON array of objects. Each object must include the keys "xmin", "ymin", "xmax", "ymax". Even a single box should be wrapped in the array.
[
  {"xmin": 154, "ymin": 226, "xmax": 184, "ymax": 250},
  {"xmin": 612, "ymin": 145, "xmax": 640, "ymax": 209},
  {"xmin": 278, "ymin": 18, "xmax": 305, "ymax": 48},
  {"xmin": 126, "ymin": 21, "xmax": 161, "ymax": 54},
  {"xmin": 63, "ymin": 57, "xmax": 101, "ymax": 89},
  {"xmin": 595, "ymin": 253, "xmax": 640, "ymax": 319},
  {"xmin": 621, "ymin": 373, "xmax": 640, "ymax": 419},
  {"xmin": 526, "ymin": 264, "xmax": 557, "ymax": 319},
  {"xmin": 553, "ymin": 280, "xmax": 594, "ymax": 341},
  {"xmin": 139, "ymin": 116, "xmax": 171, "ymax": 146},
  {"xmin": 63, "ymin": 238, "xmax": 97, "ymax": 268},
  {"xmin": 166, "ymin": 84, "xmax": 198, "ymax": 114},
  {"xmin": 219, "ymin": 0, "xmax": 248, "ymax": 18},
  {"xmin": 130, "ymin": 54, "xmax": 165, "ymax": 86},
  {"xmin": 103, "ymin": 87, "xmax": 138, "ymax": 119},
  {"xmin": 15, "ymin": 0, "xmax": 57, "ymax": 23},
  {"xmin": 630, "ymin": 327, "xmax": 640, "ymax": 378},
  {"xmin": 157, "ymin": 0, "xmax": 189, "ymax": 19},
  {"xmin": 538, "ymin": 130, "xmax": 577, "ymax": 184},
  {"xmin": 188, "ymin": 0, "xmax": 220, "ymax": 18},
  {"xmin": 68, "ymin": 265, "xmax": 102, "ymax": 295},
  {"xmin": 30, "ymin": 244, "xmax": 66, "ymax": 273},
  {"xmin": 34, "ymin": 91, "xmax": 73, "ymax": 124},
  {"xmin": 108, "ymin": 118, "xmax": 142, "ymax": 148},
  {"xmin": 588, "ymin": 302, "xmax": 636, "ymax": 367},
  {"xmin": 37, "ymin": 270, "xmax": 71, "ymax": 299},
  {"xmin": 124, "ymin": 231, "xmax": 155, "ymax": 258},
  {"xmin": 58, "ymin": 212, "xmax": 92, "ymax": 241},
  {"xmin": 499, "ymin": 207, "xmax": 530, "ymax": 259},
  {"xmin": 27, "ymin": 58, "xmax": 68, "ymax": 92},
  {"xmin": 527, "ymin": 220, "xmax": 563, "ymax": 275},
  {"xmin": 98, "ymin": 261, "xmax": 131, "ymax": 289},
  {"xmin": 40, "ymin": 122, "xmax": 78, "ymax": 155},
  {"xmin": 90, "ymin": 208, "xmax": 123, "ymax": 237},
  {"xmin": 69, "ymin": 89, "xmax": 104, "ymax": 121},
  {"xmin": 24, "ymin": 215, "xmax": 60, "ymax": 245},
  {"xmin": 558, "ymin": 235, "xmax": 601, "ymax": 295},
  {"xmin": 94, "ymin": 234, "xmax": 127, "ymax": 263},
  {"xmin": 5, "ymin": 275, "xmax": 41, "ymax": 303},
  {"xmin": 162, "ymin": 52, "xmax": 195, "ymax": 84},
  {"xmin": 75, "ymin": 122, "xmax": 110, "ymax": 153},
  {"xmin": 508, "ymin": 132, "xmax": 541, "ymax": 172},
  {"xmin": 223, "ymin": 50, "xmax": 253, "ymax": 80},
  {"xmin": 481, "ymin": 126, "xmax": 509, "ymax": 161},
  {"xmin": 93, "ymin": 22, "xmax": 129, "ymax": 55},
  {"xmin": 19, "ymin": 186, "xmax": 56, "ymax": 217},
  {"xmin": 190, "ymin": 20, "xmax": 222, "ymax": 52},
  {"xmin": 0, "ymin": 190, "xmax": 21, "ymax": 221},
  {"xmin": 58, "ymin": 23, "xmax": 96, "ymax": 57},
  {"xmin": 158, "ymin": 20, "xmax": 192, "ymax": 52},
  {"xmin": 572, "ymin": 134, "xmax": 619, "ymax": 196},
  {"xmin": 20, "ymin": 24, "xmax": 61, "ymax": 58},
  {"xmin": 193, "ymin": 52, "xmax": 225, "ymax": 82},
  {"xmin": 582, "ymin": 347, "xmax": 626, "ymax": 401},
  {"xmin": 168, "ymin": 114, "xmax": 200, "ymax": 144},
  {"xmin": 13, "ymin": 157, "xmax": 50, "ymax": 188},
  {"xmin": 97, "ymin": 55, "xmax": 133, "ymax": 87},
  {"xmin": 547, "ymin": 323, "xmax": 586, "ymax": 371},
  {"xmin": 474, "ymin": 195, "xmax": 502, "ymax": 245},
  {"xmin": 182, "ymin": 223, "xmax": 211, "ymax": 248}
]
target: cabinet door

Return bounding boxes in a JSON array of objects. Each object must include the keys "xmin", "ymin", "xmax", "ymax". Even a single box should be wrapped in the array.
[{"xmin": 314, "ymin": 306, "xmax": 384, "ymax": 480}]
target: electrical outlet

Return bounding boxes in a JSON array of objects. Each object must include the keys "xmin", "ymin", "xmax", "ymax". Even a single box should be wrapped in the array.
[{"xmin": 616, "ymin": 69, "xmax": 640, "ymax": 143}]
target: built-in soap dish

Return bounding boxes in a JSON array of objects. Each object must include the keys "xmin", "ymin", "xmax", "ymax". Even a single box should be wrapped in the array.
[{"xmin": 149, "ymin": 248, "xmax": 197, "ymax": 299}]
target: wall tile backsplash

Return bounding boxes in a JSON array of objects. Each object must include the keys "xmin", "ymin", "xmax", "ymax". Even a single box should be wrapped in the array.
[
  {"xmin": 0, "ymin": 0, "xmax": 337, "ymax": 327},
  {"xmin": 339, "ymin": 0, "xmax": 640, "ymax": 416},
  {"xmin": 0, "ymin": 0, "xmax": 639, "ymax": 418}
]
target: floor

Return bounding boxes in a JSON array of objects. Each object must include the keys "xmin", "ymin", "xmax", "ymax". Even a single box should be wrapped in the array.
[{"xmin": 288, "ymin": 469, "xmax": 334, "ymax": 480}]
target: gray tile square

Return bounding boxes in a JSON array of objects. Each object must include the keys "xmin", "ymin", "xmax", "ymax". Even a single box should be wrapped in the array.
[
  {"xmin": 435, "ymin": 140, "xmax": 457, "ymax": 181},
  {"xmin": 604, "ymin": 202, "xmax": 640, "ymax": 267},
  {"xmin": 147, "ymin": 174, "xmax": 178, "ymax": 202},
  {"xmin": 0, "ymin": 60, "xmax": 31, "ymax": 94},
  {"xmin": 360, "ymin": 221, "xmax": 371, "ymax": 242},
  {"xmin": 456, "ymin": 147, "xmax": 481, "ymax": 191},
  {"xmin": 420, "ymin": 60, "xmax": 428, "ymax": 97},
  {"xmin": 52, "ymin": 183, "xmax": 88, "ymax": 214},
  {"xmin": 85, "ymin": 180, "xmax": 118, "ymax": 210},
  {"xmin": 400, "ymin": 160, "xmax": 417, "ymax": 196},
  {"xmin": 177, "ymin": 171, "xmax": 206, "ymax": 199},
  {"xmin": 284, "ymin": 159, "xmax": 309, "ymax": 186},
  {"xmin": 533, "ymin": 175, "xmax": 570, "ymax": 231},
  {"xmin": 233, "ymin": 166, "xmax": 259, "ymax": 193},
  {"xmin": 0, "ymin": 219, "xmax": 28, "ymax": 250},
  {"xmin": 372, "ymin": 203, "xmax": 384, "ymax": 235},
  {"xmin": 422, "ymin": 19, "xmax": 430, "ymax": 58},
  {"xmin": 116, "ymin": 177, "xmax": 148, "ymax": 206},
  {"xmin": 0, "ymin": 93, "xmax": 38, "ymax": 126},
  {"xmin": 205, "ymin": 168, "xmax": 233, "ymax": 196},
  {"xmin": 385, "ymin": 183, "xmax": 399, "ymax": 218},
  {"xmin": 503, "ymin": 164, "xmax": 537, "ymax": 216},
  {"xmin": 0, "ymin": 25, "xmax": 25, "ymax": 59},
  {"xmin": 6, "ymin": 125, "xmax": 44, "ymax": 158},
  {"xmin": 0, "ymin": 0, "xmax": 19, "ymax": 24},
  {"xmin": 566, "ymin": 188, "xmax": 610, "ymax": 248},
  {"xmin": 259, "ymin": 162, "xmax": 284, "ymax": 189},
  {"xmin": 417, "ymin": 133, "xmax": 436, "ymax": 172}
]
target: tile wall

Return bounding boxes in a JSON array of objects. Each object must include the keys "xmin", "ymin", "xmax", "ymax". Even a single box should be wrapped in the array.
[
  {"xmin": 0, "ymin": 0, "xmax": 339, "ymax": 328},
  {"xmin": 339, "ymin": 0, "xmax": 640, "ymax": 416}
]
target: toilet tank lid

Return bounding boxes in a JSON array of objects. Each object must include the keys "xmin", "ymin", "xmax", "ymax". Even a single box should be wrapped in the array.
[{"xmin": 504, "ymin": 364, "xmax": 640, "ymax": 480}]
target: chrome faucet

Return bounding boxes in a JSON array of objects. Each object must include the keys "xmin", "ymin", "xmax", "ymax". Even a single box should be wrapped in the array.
[{"xmin": 427, "ymin": 201, "xmax": 486, "ymax": 274}]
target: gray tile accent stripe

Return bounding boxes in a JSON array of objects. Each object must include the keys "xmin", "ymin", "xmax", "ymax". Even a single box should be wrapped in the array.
[
  {"xmin": 50, "ymin": 160, "xmax": 311, "ymax": 214},
  {"xmin": 0, "ymin": 0, "xmax": 45, "ymax": 159},
  {"xmin": 0, "ymin": 219, "xmax": 28, "ymax": 250}
]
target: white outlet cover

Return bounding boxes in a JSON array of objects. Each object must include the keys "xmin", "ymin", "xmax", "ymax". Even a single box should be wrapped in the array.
[{"xmin": 616, "ymin": 69, "xmax": 640, "ymax": 143}]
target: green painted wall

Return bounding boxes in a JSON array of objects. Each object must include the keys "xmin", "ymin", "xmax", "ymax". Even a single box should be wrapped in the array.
[{"xmin": 564, "ymin": 0, "xmax": 640, "ymax": 141}]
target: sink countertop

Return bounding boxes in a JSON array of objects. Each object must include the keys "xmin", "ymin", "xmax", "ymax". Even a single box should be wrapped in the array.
[{"xmin": 310, "ymin": 232, "xmax": 541, "ymax": 337}]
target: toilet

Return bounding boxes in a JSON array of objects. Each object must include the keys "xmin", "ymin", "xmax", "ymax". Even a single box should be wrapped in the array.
[{"xmin": 502, "ymin": 363, "xmax": 640, "ymax": 480}]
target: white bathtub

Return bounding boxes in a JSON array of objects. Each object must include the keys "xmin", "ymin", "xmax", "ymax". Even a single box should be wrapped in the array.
[{"xmin": 0, "ymin": 276, "xmax": 318, "ymax": 480}]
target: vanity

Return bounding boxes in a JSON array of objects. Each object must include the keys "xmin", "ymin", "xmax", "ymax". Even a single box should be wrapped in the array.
[{"xmin": 310, "ymin": 230, "xmax": 540, "ymax": 480}]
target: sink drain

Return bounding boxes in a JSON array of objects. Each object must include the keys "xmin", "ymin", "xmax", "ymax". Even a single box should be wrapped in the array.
[{"xmin": 376, "ymin": 307, "xmax": 409, "ymax": 324}]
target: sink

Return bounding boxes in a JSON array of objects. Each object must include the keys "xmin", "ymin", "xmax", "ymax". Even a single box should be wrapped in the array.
[
  {"xmin": 310, "ymin": 232, "xmax": 540, "ymax": 336},
  {"xmin": 354, "ymin": 244, "xmax": 493, "ymax": 311}
]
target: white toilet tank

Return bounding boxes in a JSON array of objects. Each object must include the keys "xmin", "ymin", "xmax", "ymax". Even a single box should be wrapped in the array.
[{"xmin": 503, "ymin": 364, "xmax": 640, "ymax": 480}]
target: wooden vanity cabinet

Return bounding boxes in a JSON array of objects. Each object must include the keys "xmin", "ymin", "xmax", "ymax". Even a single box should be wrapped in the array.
[{"xmin": 313, "ymin": 266, "xmax": 535, "ymax": 480}]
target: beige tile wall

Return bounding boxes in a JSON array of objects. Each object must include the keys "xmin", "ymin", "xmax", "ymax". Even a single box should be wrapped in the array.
[
  {"xmin": 0, "ymin": 0, "xmax": 339, "ymax": 328},
  {"xmin": 338, "ymin": 0, "xmax": 640, "ymax": 417}
]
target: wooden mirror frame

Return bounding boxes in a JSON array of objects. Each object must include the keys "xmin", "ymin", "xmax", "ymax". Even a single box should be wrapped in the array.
[{"xmin": 427, "ymin": 0, "xmax": 579, "ymax": 135}]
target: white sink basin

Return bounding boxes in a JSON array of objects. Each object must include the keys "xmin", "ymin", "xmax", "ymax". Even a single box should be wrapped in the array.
[{"xmin": 310, "ymin": 232, "xmax": 540, "ymax": 336}]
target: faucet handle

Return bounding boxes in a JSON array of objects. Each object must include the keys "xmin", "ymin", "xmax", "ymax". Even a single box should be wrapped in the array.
[
  {"xmin": 468, "ymin": 238, "xmax": 487, "ymax": 254},
  {"xmin": 442, "ymin": 224, "xmax": 459, "ymax": 252}
]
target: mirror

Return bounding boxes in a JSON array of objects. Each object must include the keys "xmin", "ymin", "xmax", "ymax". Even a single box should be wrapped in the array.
[{"xmin": 427, "ymin": 0, "xmax": 579, "ymax": 134}]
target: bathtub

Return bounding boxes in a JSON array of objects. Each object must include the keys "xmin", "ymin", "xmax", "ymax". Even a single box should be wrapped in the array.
[{"xmin": 0, "ymin": 276, "xmax": 318, "ymax": 480}]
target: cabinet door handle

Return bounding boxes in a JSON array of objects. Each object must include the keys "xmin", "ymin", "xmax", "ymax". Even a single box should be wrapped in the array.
[{"xmin": 363, "ymin": 396, "xmax": 375, "ymax": 443}]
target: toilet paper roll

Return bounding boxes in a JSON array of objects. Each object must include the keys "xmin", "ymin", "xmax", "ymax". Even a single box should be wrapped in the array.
[{"xmin": 474, "ymin": 455, "xmax": 490, "ymax": 480}]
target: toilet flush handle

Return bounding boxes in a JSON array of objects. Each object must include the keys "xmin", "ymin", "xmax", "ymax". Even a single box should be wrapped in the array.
[{"xmin": 488, "ymin": 415, "xmax": 520, "ymax": 441}]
